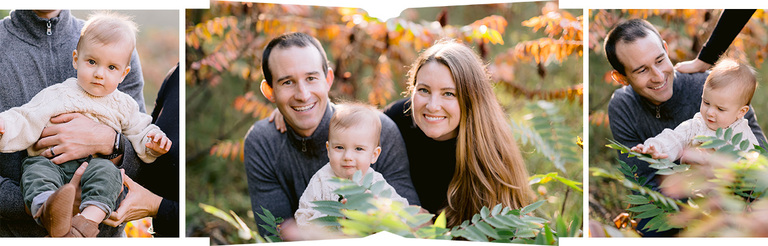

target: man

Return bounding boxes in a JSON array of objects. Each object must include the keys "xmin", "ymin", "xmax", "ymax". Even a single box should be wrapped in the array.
[
  {"xmin": 604, "ymin": 19, "xmax": 766, "ymax": 236},
  {"xmin": 0, "ymin": 10, "xmax": 146, "ymax": 237},
  {"xmin": 244, "ymin": 32, "xmax": 419, "ymax": 234}
]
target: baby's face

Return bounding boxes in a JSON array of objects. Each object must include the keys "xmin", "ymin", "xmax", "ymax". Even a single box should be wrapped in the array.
[
  {"xmin": 326, "ymin": 126, "xmax": 381, "ymax": 180},
  {"xmin": 72, "ymin": 40, "xmax": 132, "ymax": 97},
  {"xmin": 700, "ymin": 86, "xmax": 749, "ymax": 131}
]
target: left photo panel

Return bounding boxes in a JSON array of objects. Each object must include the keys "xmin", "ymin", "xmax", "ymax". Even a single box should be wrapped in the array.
[{"xmin": 0, "ymin": 9, "xmax": 179, "ymax": 237}]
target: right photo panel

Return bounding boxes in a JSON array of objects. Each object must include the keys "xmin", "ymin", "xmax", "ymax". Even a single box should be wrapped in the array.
[{"xmin": 589, "ymin": 9, "xmax": 768, "ymax": 237}]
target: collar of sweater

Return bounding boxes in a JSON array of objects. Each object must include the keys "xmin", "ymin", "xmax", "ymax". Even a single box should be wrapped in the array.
[
  {"xmin": 6, "ymin": 10, "xmax": 76, "ymax": 47},
  {"xmin": 632, "ymin": 71, "xmax": 687, "ymax": 119},
  {"xmin": 285, "ymin": 101, "xmax": 334, "ymax": 156}
]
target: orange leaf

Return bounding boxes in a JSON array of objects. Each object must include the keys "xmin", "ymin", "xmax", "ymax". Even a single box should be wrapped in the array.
[{"xmin": 233, "ymin": 96, "xmax": 246, "ymax": 111}]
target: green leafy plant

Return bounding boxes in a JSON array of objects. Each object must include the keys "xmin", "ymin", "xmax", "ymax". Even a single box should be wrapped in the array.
[
  {"xmin": 591, "ymin": 167, "xmax": 684, "ymax": 233},
  {"xmin": 512, "ymin": 101, "xmax": 580, "ymax": 173},
  {"xmin": 597, "ymin": 128, "xmax": 768, "ymax": 236},
  {"xmin": 198, "ymin": 203, "xmax": 276, "ymax": 243},
  {"xmin": 696, "ymin": 127, "xmax": 766, "ymax": 156},
  {"xmin": 606, "ymin": 139, "xmax": 688, "ymax": 176},
  {"xmin": 448, "ymin": 201, "xmax": 555, "ymax": 244},
  {"xmin": 511, "ymin": 100, "xmax": 583, "ymax": 239},
  {"xmin": 224, "ymin": 170, "xmax": 556, "ymax": 244}
]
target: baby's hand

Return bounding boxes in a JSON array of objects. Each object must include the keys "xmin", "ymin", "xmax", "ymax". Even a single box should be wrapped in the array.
[
  {"xmin": 146, "ymin": 131, "xmax": 172, "ymax": 155},
  {"xmin": 0, "ymin": 118, "xmax": 4, "ymax": 134},
  {"xmin": 630, "ymin": 144, "xmax": 668, "ymax": 160}
]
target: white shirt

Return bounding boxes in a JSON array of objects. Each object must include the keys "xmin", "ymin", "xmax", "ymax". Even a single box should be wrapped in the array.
[
  {"xmin": 644, "ymin": 112, "xmax": 759, "ymax": 161},
  {"xmin": 294, "ymin": 163, "xmax": 409, "ymax": 228}
]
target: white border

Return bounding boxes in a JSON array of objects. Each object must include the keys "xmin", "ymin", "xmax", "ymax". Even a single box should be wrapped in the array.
[
  {"xmin": 581, "ymin": 7, "xmax": 590, "ymax": 239},
  {"xmin": 178, "ymin": 8, "xmax": 186, "ymax": 240}
]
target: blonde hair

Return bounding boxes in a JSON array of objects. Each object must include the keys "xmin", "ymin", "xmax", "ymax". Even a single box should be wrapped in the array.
[
  {"xmin": 76, "ymin": 11, "xmax": 138, "ymax": 66},
  {"xmin": 704, "ymin": 57, "xmax": 758, "ymax": 106},
  {"xmin": 330, "ymin": 103, "xmax": 382, "ymax": 146},
  {"xmin": 407, "ymin": 39, "xmax": 534, "ymax": 227}
]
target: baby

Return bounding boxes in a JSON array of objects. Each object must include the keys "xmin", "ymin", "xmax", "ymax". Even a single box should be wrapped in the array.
[
  {"xmin": 632, "ymin": 57, "xmax": 759, "ymax": 162},
  {"xmin": 0, "ymin": 12, "xmax": 171, "ymax": 237},
  {"xmin": 294, "ymin": 103, "xmax": 409, "ymax": 228}
]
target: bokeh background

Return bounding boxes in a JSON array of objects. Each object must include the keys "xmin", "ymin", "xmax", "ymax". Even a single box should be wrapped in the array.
[
  {"xmin": 589, "ymin": 9, "xmax": 768, "ymax": 236},
  {"xmin": 185, "ymin": 1, "xmax": 582, "ymax": 243}
]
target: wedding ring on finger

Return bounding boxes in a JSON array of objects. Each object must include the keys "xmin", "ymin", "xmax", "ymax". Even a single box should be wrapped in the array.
[{"xmin": 50, "ymin": 146, "xmax": 56, "ymax": 156}]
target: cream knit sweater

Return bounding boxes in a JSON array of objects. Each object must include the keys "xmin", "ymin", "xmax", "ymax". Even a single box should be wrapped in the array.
[
  {"xmin": 644, "ymin": 112, "xmax": 759, "ymax": 162},
  {"xmin": 294, "ymin": 163, "xmax": 409, "ymax": 228},
  {"xmin": 0, "ymin": 78, "xmax": 163, "ymax": 163}
]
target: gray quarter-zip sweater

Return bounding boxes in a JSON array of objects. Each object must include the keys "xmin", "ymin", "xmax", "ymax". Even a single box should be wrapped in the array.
[
  {"xmin": 0, "ymin": 10, "xmax": 146, "ymax": 237},
  {"xmin": 244, "ymin": 102, "xmax": 419, "ymax": 235}
]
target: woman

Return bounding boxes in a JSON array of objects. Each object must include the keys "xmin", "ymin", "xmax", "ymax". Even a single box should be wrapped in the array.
[
  {"xmin": 383, "ymin": 39, "xmax": 533, "ymax": 227},
  {"xmin": 269, "ymin": 39, "xmax": 534, "ymax": 227}
]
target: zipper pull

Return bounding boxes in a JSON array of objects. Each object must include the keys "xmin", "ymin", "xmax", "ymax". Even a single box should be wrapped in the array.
[
  {"xmin": 656, "ymin": 106, "xmax": 660, "ymax": 119},
  {"xmin": 46, "ymin": 20, "xmax": 52, "ymax": 35},
  {"xmin": 301, "ymin": 139, "xmax": 307, "ymax": 152}
]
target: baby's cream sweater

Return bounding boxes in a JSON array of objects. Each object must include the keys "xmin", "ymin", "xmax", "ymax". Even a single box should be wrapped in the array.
[
  {"xmin": 294, "ymin": 163, "xmax": 409, "ymax": 228},
  {"xmin": 644, "ymin": 112, "xmax": 759, "ymax": 162},
  {"xmin": 0, "ymin": 78, "xmax": 163, "ymax": 163}
]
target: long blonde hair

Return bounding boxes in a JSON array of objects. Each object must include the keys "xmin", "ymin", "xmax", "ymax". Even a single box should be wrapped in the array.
[{"xmin": 407, "ymin": 40, "xmax": 534, "ymax": 227}]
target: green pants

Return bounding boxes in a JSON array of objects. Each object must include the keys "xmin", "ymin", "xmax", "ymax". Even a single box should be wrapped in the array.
[{"xmin": 21, "ymin": 156, "xmax": 122, "ymax": 219}]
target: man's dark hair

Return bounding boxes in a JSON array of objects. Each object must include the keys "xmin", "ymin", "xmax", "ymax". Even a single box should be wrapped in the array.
[
  {"xmin": 262, "ymin": 32, "xmax": 329, "ymax": 86},
  {"xmin": 604, "ymin": 19, "xmax": 664, "ymax": 76}
]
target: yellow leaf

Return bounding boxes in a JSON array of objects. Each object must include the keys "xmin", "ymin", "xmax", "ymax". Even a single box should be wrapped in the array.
[
  {"xmin": 434, "ymin": 210, "xmax": 447, "ymax": 228},
  {"xmin": 241, "ymin": 67, "xmax": 250, "ymax": 80},
  {"xmin": 489, "ymin": 29, "xmax": 504, "ymax": 45}
]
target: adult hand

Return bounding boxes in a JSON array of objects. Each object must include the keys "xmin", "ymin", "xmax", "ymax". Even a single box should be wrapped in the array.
[
  {"xmin": 268, "ymin": 109, "xmax": 286, "ymax": 133},
  {"xmin": 104, "ymin": 169, "xmax": 162, "ymax": 227},
  {"xmin": 674, "ymin": 58, "xmax": 712, "ymax": 73},
  {"xmin": 32, "ymin": 162, "xmax": 87, "ymax": 223},
  {"xmin": 69, "ymin": 162, "xmax": 88, "ymax": 215},
  {"xmin": 35, "ymin": 113, "xmax": 116, "ymax": 164}
]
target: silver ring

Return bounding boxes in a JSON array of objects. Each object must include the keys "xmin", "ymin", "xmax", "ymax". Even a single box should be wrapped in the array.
[{"xmin": 50, "ymin": 146, "xmax": 56, "ymax": 156}]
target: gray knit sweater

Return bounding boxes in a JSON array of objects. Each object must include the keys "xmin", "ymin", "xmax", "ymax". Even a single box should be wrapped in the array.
[
  {"xmin": 244, "ymin": 103, "xmax": 419, "ymax": 235},
  {"xmin": 608, "ymin": 71, "xmax": 766, "ymax": 189},
  {"xmin": 0, "ymin": 10, "xmax": 146, "ymax": 237}
]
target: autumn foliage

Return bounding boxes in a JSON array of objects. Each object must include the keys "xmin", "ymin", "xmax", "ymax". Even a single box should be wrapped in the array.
[{"xmin": 186, "ymin": 2, "xmax": 583, "ymax": 162}]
